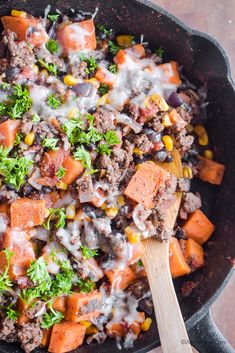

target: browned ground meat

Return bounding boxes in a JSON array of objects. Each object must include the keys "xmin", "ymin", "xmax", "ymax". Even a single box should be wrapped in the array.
[
  {"xmin": 177, "ymin": 177, "xmax": 190, "ymax": 192},
  {"xmin": 94, "ymin": 107, "xmax": 116, "ymax": 133},
  {"xmin": 128, "ymin": 277, "xmax": 149, "ymax": 299},
  {"xmin": 132, "ymin": 133, "xmax": 154, "ymax": 153},
  {"xmin": 0, "ymin": 317, "xmax": 18, "ymax": 343},
  {"xmin": 98, "ymin": 154, "xmax": 122, "ymax": 185},
  {"xmin": 18, "ymin": 321, "xmax": 43, "ymax": 353},
  {"xmin": 174, "ymin": 128, "xmax": 194, "ymax": 155},
  {"xmin": 179, "ymin": 192, "xmax": 202, "ymax": 219},
  {"xmin": 26, "ymin": 301, "xmax": 45, "ymax": 319}
]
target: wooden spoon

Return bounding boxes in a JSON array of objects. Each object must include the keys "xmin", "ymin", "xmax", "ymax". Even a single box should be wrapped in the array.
[{"xmin": 141, "ymin": 149, "xmax": 193, "ymax": 353}]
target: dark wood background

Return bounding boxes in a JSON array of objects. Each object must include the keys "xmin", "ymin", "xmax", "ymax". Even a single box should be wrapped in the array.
[{"xmin": 149, "ymin": 1, "xmax": 235, "ymax": 351}]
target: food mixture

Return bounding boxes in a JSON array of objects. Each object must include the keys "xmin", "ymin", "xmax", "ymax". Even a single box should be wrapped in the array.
[{"xmin": 0, "ymin": 7, "xmax": 225, "ymax": 353}]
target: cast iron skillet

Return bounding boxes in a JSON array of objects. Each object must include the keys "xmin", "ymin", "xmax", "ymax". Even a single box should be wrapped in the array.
[{"xmin": 0, "ymin": 0, "xmax": 235, "ymax": 352}]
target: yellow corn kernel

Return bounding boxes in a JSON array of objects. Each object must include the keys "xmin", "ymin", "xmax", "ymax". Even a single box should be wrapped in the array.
[
  {"xmin": 32, "ymin": 65, "xmax": 39, "ymax": 75},
  {"xmin": 56, "ymin": 181, "xmax": 68, "ymax": 190},
  {"xmin": 24, "ymin": 132, "xmax": 35, "ymax": 146},
  {"xmin": 117, "ymin": 195, "xmax": 125, "ymax": 207},
  {"xmin": 80, "ymin": 321, "xmax": 91, "ymax": 328},
  {"xmin": 63, "ymin": 75, "xmax": 79, "ymax": 86},
  {"xmin": 150, "ymin": 94, "xmax": 169, "ymax": 111},
  {"xmin": 86, "ymin": 78, "xmax": 100, "ymax": 89},
  {"xmin": 86, "ymin": 325, "xmax": 98, "ymax": 335},
  {"xmin": 40, "ymin": 69, "xmax": 49, "ymax": 78},
  {"xmin": 186, "ymin": 124, "xmax": 194, "ymax": 133},
  {"xmin": 198, "ymin": 133, "xmax": 209, "ymax": 146},
  {"xmin": 75, "ymin": 210, "xmax": 91, "ymax": 222},
  {"xmin": 141, "ymin": 318, "xmax": 152, "ymax": 332},
  {"xmin": 194, "ymin": 124, "xmax": 206, "ymax": 136},
  {"xmin": 44, "ymin": 208, "xmax": 50, "ymax": 218},
  {"xmin": 97, "ymin": 93, "xmax": 109, "ymax": 106},
  {"xmin": 133, "ymin": 147, "xmax": 144, "ymax": 157},
  {"xmin": 101, "ymin": 202, "xmax": 106, "ymax": 210},
  {"xmin": 105, "ymin": 207, "xmax": 118, "ymax": 219},
  {"xmin": 116, "ymin": 35, "xmax": 133, "ymax": 48},
  {"xmin": 183, "ymin": 166, "xmax": 193, "ymax": 179},
  {"xmin": 162, "ymin": 113, "xmax": 173, "ymax": 128},
  {"xmin": 67, "ymin": 107, "xmax": 79, "ymax": 119},
  {"xmin": 204, "ymin": 149, "xmax": 214, "ymax": 160},
  {"xmin": 11, "ymin": 9, "xmax": 26, "ymax": 17},
  {"xmin": 66, "ymin": 205, "xmax": 76, "ymax": 220},
  {"xmin": 125, "ymin": 226, "xmax": 140, "ymax": 244},
  {"xmin": 162, "ymin": 135, "xmax": 173, "ymax": 151}
]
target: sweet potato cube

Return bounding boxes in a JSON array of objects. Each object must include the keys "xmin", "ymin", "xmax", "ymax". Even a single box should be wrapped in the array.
[
  {"xmin": 61, "ymin": 155, "xmax": 84, "ymax": 184},
  {"xmin": 66, "ymin": 291, "xmax": 102, "ymax": 322},
  {"xmin": 10, "ymin": 198, "xmax": 46, "ymax": 228},
  {"xmin": 57, "ymin": 19, "xmax": 96, "ymax": 54},
  {"xmin": 105, "ymin": 266, "xmax": 136, "ymax": 290},
  {"xmin": 95, "ymin": 67, "xmax": 116, "ymax": 87},
  {"xmin": 128, "ymin": 242, "xmax": 145, "ymax": 265},
  {"xmin": 182, "ymin": 209, "xmax": 215, "ymax": 244},
  {"xmin": 52, "ymin": 296, "xmax": 67, "ymax": 315},
  {"xmin": 106, "ymin": 322, "xmax": 126, "ymax": 337},
  {"xmin": 180, "ymin": 238, "xmax": 204, "ymax": 270},
  {"xmin": 197, "ymin": 156, "xmax": 225, "ymax": 185},
  {"xmin": 0, "ymin": 119, "xmax": 21, "ymax": 147},
  {"xmin": 40, "ymin": 149, "xmax": 67, "ymax": 178},
  {"xmin": 124, "ymin": 162, "xmax": 169, "ymax": 209},
  {"xmin": 17, "ymin": 298, "xmax": 30, "ymax": 325},
  {"xmin": 48, "ymin": 322, "xmax": 86, "ymax": 353},
  {"xmin": 130, "ymin": 312, "xmax": 145, "ymax": 335},
  {"xmin": 169, "ymin": 237, "xmax": 191, "ymax": 278},
  {"xmin": 41, "ymin": 329, "xmax": 52, "ymax": 347},
  {"xmin": 158, "ymin": 61, "xmax": 181, "ymax": 85}
]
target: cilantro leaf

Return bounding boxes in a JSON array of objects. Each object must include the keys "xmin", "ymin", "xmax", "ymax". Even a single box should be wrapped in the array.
[
  {"xmin": 5, "ymin": 304, "xmax": 19, "ymax": 321},
  {"xmin": 47, "ymin": 13, "xmax": 59, "ymax": 21},
  {"xmin": 42, "ymin": 137, "xmax": 59, "ymax": 150},
  {"xmin": 46, "ymin": 39, "xmax": 59, "ymax": 54},
  {"xmin": 79, "ymin": 54, "xmax": 97, "ymax": 75},
  {"xmin": 55, "ymin": 166, "xmax": 65, "ymax": 179},
  {"xmin": 41, "ymin": 306, "xmax": 64, "ymax": 329},
  {"xmin": 98, "ymin": 143, "xmax": 111, "ymax": 155},
  {"xmin": 81, "ymin": 246, "xmax": 98, "ymax": 260},
  {"xmin": 104, "ymin": 130, "xmax": 120, "ymax": 145},
  {"xmin": 108, "ymin": 40, "xmax": 121, "ymax": 55},
  {"xmin": 43, "ymin": 208, "xmax": 66, "ymax": 230},
  {"xmin": 76, "ymin": 277, "xmax": 95, "ymax": 293},
  {"xmin": 38, "ymin": 59, "xmax": 57, "ymax": 76},
  {"xmin": 61, "ymin": 116, "xmax": 84, "ymax": 145},
  {"xmin": 47, "ymin": 94, "xmax": 61, "ymax": 109},
  {"xmin": 73, "ymin": 146, "xmax": 97, "ymax": 173},
  {"xmin": 96, "ymin": 24, "xmax": 112, "ymax": 36},
  {"xmin": 0, "ymin": 82, "xmax": 10, "ymax": 90},
  {"xmin": 108, "ymin": 64, "xmax": 117, "ymax": 74},
  {"xmin": 98, "ymin": 84, "xmax": 109, "ymax": 96},
  {"xmin": 155, "ymin": 47, "xmax": 164, "ymax": 58},
  {"xmin": 27, "ymin": 257, "xmax": 51, "ymax": 288},
  {"xmin": 7, "ymin": 84, "xmax": 32, "ymax": 119},
  {"xmin": 0, "ymin": 248, "xmax": 13, "ymax": 292}
]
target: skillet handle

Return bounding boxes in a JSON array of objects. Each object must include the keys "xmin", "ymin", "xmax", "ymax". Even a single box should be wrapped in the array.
[{"xmin": 188, "ymin": 311, "xmax": 235, "ymax": 353}]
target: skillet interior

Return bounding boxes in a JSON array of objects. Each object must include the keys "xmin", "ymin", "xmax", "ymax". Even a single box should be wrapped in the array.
[{"xmin": 0, "ymin": 0, "xmax": 235, "ymax": 352}]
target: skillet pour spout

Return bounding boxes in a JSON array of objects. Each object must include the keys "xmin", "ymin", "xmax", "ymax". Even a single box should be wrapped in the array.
[{"xmin": 0, "ymin": 0, "xmax": 235, "ymax": 353}]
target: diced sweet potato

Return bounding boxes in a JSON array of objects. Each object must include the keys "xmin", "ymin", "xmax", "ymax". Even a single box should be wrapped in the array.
[
  {"xmin": 61, "ymin": 155, "xmax": 84, "ymax": 184},
  {"xmin": 106, "ymin": 322, "xmax": 126, "ymax": 337},
  {"xmin": 0, "ymin": 228, "xmax": 35, "ymax": 279},
  {"xmin": 105, "ymin": 266, "xmax": 136, "ymax": 290},
  {"xmin": 42, "ymin": 191, "xmax": 60, "ymax": 208},
  {"xmin": 40, "ymin": 149, "xmax": 67, "ymax": 178},
  {"xmin": 114, "ymin": 49, "xmax": 126, "ymax": 65},
  {"xmin": 1, "ymin": 16, "xmax": 48, "ymax": 46},
  {"xmin": 126, "ymin": 44, "xmax": 146, "ymax": 59},
  {"xmin": 48, "ymin": 322, "xmax": 86, "ymax": 353},
  {"xmin": 169, "ymin": 237, "xmax": 191, "ymax": 278},
  {"xmin": 95, "ymin": 67, "xmax": 116, "ymax": 87},
  {"xmin": 66, "ymin": 291, "xmax": 102, "ymax": 322},
  {"xmin": 0, "ymin": 119, "xmax": 21, "ymax": 147},
  {"xmin": 158, "ymin": 61, "xmax": 181, "ymax": 85},
  {"xmin": 57, "ymin": 19, "xmax": 96, "ymax": 54},
  {"xmin": 17, "ymin": 298, "xmax": 30, "ymax": 325},
  {"xmin": 128, "ymin": 242, "xmax": 144, "ymax": 265},
  {"xmin": 10, "ymin": 198, "xmax": 46, "ymax": 228},
  {"xmin": 41, "ymin": 329, "xmax": 52, "ymax": 347},
  {"xmin": 197, "ymin": 156, "xmax": 225, "ymax": 185},
  {"xmin": 130, "ymin": 312, "xmax": 145, "ymax": 335},
  {"xmin": 182, "ymin": 209, "xmax": 215, "ymax": 244},
  {"xmin": 124, "ymin": 162, "xmax": 169, "ymax": 209},
  {"xmin": 90, "ymin": 188, "xmax": 106, "ymax": 208},
  {"xmin": 180, "ymin": 238, "xmax": 204, "ymax": 271},
  {"xmin": 53, "ymin": 296, "xmax": 67, "ymax": 315},
  {"xmin": 0, "ymin": 203, "xmax": 10, "ymax": 215}
]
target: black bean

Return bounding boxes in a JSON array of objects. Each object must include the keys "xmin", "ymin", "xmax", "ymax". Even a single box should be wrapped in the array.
[
  {"xmin": 22, "ymin": 183, "xmax": 33, "ymax": 197},
  {"xmin": 34, "ymin": 133, "xmax": 42, "ymax": 146},
  {"xmin": 5, "ymin": 67, "xmax": 20, "ymax": 81},
  {"xmin": 175, "ymin": 226, "xmax": 187, "ymax": 240},
  {"xmin": 153, "ymin": 149, "xmax": 167, "ymax": 162},
  {"xmin": 88, "ymin": 106, "xmax": 97, "ymax": 114},
  {"xmin": 143, "ymin": 128, "xmax": 162, "ymax": 143},
  {"xmin": 138, "ymin": 298, "xmax": 153, "ymax": 316},
  {"xmin": 165, "ymin": 154, "xmax": 173, "ymax": 163},
  {"xmin": 42, "ymin": 186, "xmax": 52, "ymax": 194}
]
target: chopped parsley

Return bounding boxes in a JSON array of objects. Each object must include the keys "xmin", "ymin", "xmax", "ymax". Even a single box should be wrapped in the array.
[
  {"xmin": 96, "ymin": 24, "xmax": 112, "ymax": 36},
  {"xmin": 76, "ymin": 277, "xmax": 95, "ymax": 293},
  {"xmin": 108, "ymin": 40, "xmax": 121, "ymax": 55},
  {"xmin": 42, "ymin": 137, "xmax": 59, "ymax": 151},
  {"xmin": 0, "ymin": 84, "xmax": 32, "ymax": 119},
  {"xmin": 137, "ymin": 259, "xmax": 143, "ymax": 267},
  {"xmin": 5, "ymin": 304, "xmax": 19, "ymax": 321},
  {"xmin": 32, "ymin": 113, "xmax": 40, "ymax": 123},
  {"xmin": 43, "ymin": 207, "xmax": 66, "ymax": 230},
  {"xmin": 79, "ymin": 54, "xmax": 98, "ymax": 75},
  {"xmin": 46, "ymin": 39, "xmax": 59, "ymax": 54},
  {"xmin": 14, "ymin": 132, "xmax": 22, "ymax": 146},
  {"xmin": 98, "ymin": 83, "xmax": 109, "ymax": 96},
  {"xmin": 47, "ymin": 94, "xmax": 61, "ymax": 109},
  {"xmin": 104, "ymin": 130, "xmax": 120, "ymax": 145},
  {"xmin": 55, "ymin": 166, "xmax": 65, "ymax": 179},
  {"xmin": 155, "ymin": 47, "xmax": 164, "ymax": 58},
  {"xmin": 47, "ymin": 13, "xmax": 59, "ymax": 21},
  {"xmin": 108, "ymin": 63, "xmax": 117, "ymax": 74},
  {"xmin": 98, "ymin": 143, "xmax": 111, "ymax": 155},
  {"xmin": 62, "ymin": 116, "xmax": 84, "ymax": 145},
  {"xmin": 0, "ymin": 248, "xmax": 13, "ymax": 292},
  {"xmin": 38, "ymin": 59, "xmax": 57, "ymax": 76},
  {"xmin": 41, "ymin": 303, "xmax": 64, "ymax": 329},
  {"xmin": 0, "ymin": 147, "xmax": 33, "ymax": 190},
  {"xmin": 73, "ymin": 146, "xmax": 97, "ymax": 174},
  {"xmin": 81, "ymin": 246, "xmax": 99, "ymax": 260},
  {"xmin": 0, "ymin": 82, "xmax": 10, "ymax": 90}
]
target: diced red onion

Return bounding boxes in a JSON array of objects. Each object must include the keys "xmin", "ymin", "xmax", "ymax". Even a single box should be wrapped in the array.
[
  {"xmin": 167, "ymin": 92, "xmax": 182, "ymax": 108},
  {"xmin": 116, "ymin": 113, "xmax": 142, "ymax": 133},
  {"xmin": 78, "ymin": 174, "xmax": 95, "ymax": 203}
]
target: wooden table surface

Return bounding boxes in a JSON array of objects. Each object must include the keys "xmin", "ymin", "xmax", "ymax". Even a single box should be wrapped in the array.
[{"xmin": 148, "ymin": 1, "xmax": 235, "ymax": 352}]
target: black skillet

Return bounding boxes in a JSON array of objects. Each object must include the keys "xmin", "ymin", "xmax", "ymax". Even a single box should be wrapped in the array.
[{"xmin": 0, "ymin": 0, "xmax": 235, "ymax": 352}]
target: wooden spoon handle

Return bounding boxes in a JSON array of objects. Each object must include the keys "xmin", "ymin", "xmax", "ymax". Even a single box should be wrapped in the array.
[{"xmin": 142, "ymin": 238, "xmax": 193, "ymax": 353}]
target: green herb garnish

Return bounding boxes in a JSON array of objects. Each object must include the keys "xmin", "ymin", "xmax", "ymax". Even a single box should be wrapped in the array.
[
  {"xmin": 96, "ymin": 24, "xmax": 112, "ymax": 36},
  {"xmin": 14, "ymin": 133, "xmax": 22, "ymax": 146},
  {"xmin": 104, "ymin": 130, "xmax": 120, "ymax": 145},
  {"xmin": 137, "ymin": 259, "xmax": 143, "ymax": 267},
  {"xmin": 43, "ymin": 208, "xmax": 66, "ymax": 230},
  {"xmin": 108, "ymin": 64, "xmax": 117, "ymax": 74},
  {"xmin": 155, "ymin": 47, "xmax": 164, "ymax": 57},
  {"xmin": 108, "ymin": 40, "xmax": 121, "ymax": 55},
  {"xmin": 55, "ymin": 166, "xmax": 65, "ymax": 179},
  {"xmin": 0, "ymin": 82, "xmax": 10, "ymax": 90},
  {"xmin": 47, "ymin": 94, "xmax": 61, "ymax": 109},
  {"xmin": 46, "ymin": 39, "xmax": 59, "ymax": 54},
  {"xmin": 98, "ymin": 143, "xmax": 111, "ymax": 155},
  {"xmin": 5, "ymin": 303, "xmax": 19, "ymax": 321},
  {"xmin": 81, "ymin": 246, "xmax": 98, "ymax": 260},
  {"xmin": 7, "ymin": 84, "xmax": 32, "ymax": 119},
  {"xmin": 0, "ymin": 248, "xmax": 13, "ymax": 292},
  {"xmin": 32, "ymin": 113, "xmax": 40, "ymax": 123},
  {"xmin": 73, "ymin": 146, "xmax": 97, "ymax": 173},
  {"xmin": 61, "ymin": 116, "xmax": 84, "ymax": 145},
  {"xmin": 76, "ymin": 277, "xmax": 95, "ymax": 293},
  {"xmin": 38, "ymin": 59, "xmax": 57, "ymax": 76},
  {"xmin": 41, "ymin": 303, "xmax": 64, "ymax": 329},
  {"xmin": 79, "ymin": 55, "xmax": 98, "ymax": 75},
  {"xmin": 47, "ymin": 13, "xmax": 59, "ymax": 22},
  {"xmin": 98, "ymin": 84, "xmax": 109, "ymax": 96},
  {"xmin": 42, "ymin": 137, "xmax": 59, "ymax": 150}
]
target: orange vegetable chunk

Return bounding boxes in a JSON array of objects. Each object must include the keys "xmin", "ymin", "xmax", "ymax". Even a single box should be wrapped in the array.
[
  {"xmin": 180, "ymin": 238, "xmax": 204, "ymax": 270},
  {"xmin": 197, "ymin": 156, "xmax": 225, "ymax": 185},
  {"xmin": 61, "ymin": 155, "xmax": 84, "ymax": 184},
  {"xmin": 17, "ymin": 298, "xmax": 30, "ymax": 325},
  {"xmin": 52, "ymin": 296, "xmax": 67, "ymax": 315},
  {"xmin": 169, "ymin": 237, "xmax": 191, "ymax": 278},
  {"xmin": 95, "ymin": 67, "xmax": 116, "ymax": 87},
  {"xmin": 105, "ymin": 266, "xmax": 136, "ymax": 290},
  {"xmin": 158, "ymin": 61, "xmax": 181, "ymax": 85},
  {"xmin": 128, "ymin": 242, "xmax": 145, "ymax": 265},
  {"xmin": 106, "ymin": 322, "xmax": 126, "ymax": 337},
  {"xmin": 66, "ymin": 291, "xmax": 102, "ymax": 322},
  {"xmin": 0, "ymin": 119, "xmax": 21, "ymax": 147},
  {"xmin": 48, "ymin": 322, "xmax": 86, "ymax": 353},
  {"xmin": 124, "ymin": 162, "xmax": 169, "ymax": 209},
  {"xmin": 182, "ymin": 209, "xmax": 215, "ymax": 244},
  {"xmin": 10, "ymin": 198, "xmax": 46, "ymax": 228},
  {"xmin": 40, "ymin": 149, "xmax": 67, "ymax": 177},
  {"xmin": 57, "ymin": 19, "xmax": 96, "ymax": 54},
  {"xmin": 41, "ymin": 329, "xmax": 52, "ymax": 347}
]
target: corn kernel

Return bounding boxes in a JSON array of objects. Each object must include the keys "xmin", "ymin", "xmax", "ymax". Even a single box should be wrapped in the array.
[
  {"xmin": 198, "ymin": 133, "xmax": 209, "ymax": 146},
  {"xmin": 204, "ymin": 149, "xmax": 214, "ymax": 160},
  {"xmin": 186, "ymin": 124, "xmax": 194, "ymax": 133},
  {"xmin": 162, "ymin": 135, "xmax": 173, "ymax": 151},
  {"xmin": 117, "ymin": 195, "xmax": 125, "ymax": 207},
  {"xmin": 150, "ymin": 94, "xmax": 169, "ymax": 111},
  {"xmin": 32, "ymin": 65, "xmax": 39, "ymax": 75},
  {"xmin": 194, "ymin": 124, "xmax": 206, "ymax": 136},
  {"xmin": 141, "ymin": 318, "xmax": 152, "ymax": 331},
  {"xmin": 97, "ymin": 93, "xmax": 109, "ymax": 106},
  {"xmin": 63, "ymin": 75, "xmax": 79, "ymax": 86},
  {"xmin": 40, "ymin": 69, "xmax": 49, "ymax": 78},
  {"xmin": 11, "ymin": 9, "xmax": 26, "ymax": 17},
  {"xmin": 24, "ymin": 132, "xmax": 35, "ymax": 146},
  {"xmin": 133, "ymin": 147, "xmax": 144, "ymax": 157},
  {"xmin": 86, "ymin": 78, "xmax": 100, "ymax": 89},
  {"xmin": 183, "ymin": 166, "xmax": 193, "ymax": 179},
  {"xmin": 162, "ymin": 113, "xmax": 173, "ymax": 128},
  {"xmin": 44, "ymin": 208, "xmax": 50, "ymax": 218},
  {"xmin": 66, "ymin": 205, "xmax": 76, "ymax": 220},
  {"xmin": 105, "ymin": 207, "xmax": 118, "ymax": 219},
  {"xmin": 116, "ymin": 35, "xmax": 133, "ymax": 48},
  {"xmin": 86, "ymin": 325, "xmax": 98, "ymax": 335},
  {"xmin": 80, "ymin": 321, "xmax": 91, "ymax": 328},
  {"xmin": 125, "ymin": 226, "xmax": 140, "ymax": 244},
  {"xmin": 56, "ymin": 181, "xmax": 68, "ymax": 190},
  {"xmin": 67, "ymin": 107, "xmax": 79, "ymax": 119}
]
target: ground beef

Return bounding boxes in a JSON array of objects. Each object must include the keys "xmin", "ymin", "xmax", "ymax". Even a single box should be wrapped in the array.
[
  {"xmin": 179, "ymin": 192, "xmax": 202, "ymax": 219},
  {"xmin": 177, "ymin": 177, "xmax": 190, "ymax": 192},
  {"xmin": 0, "ymin": 317, "xmax": 18, "ymax": 343},
  {"xmin": 98, "ymin": 154, "xmax": 122, "ymax": 186},
  {"xmin": 179, "ymin": 89, "xmax": 200, "ymax": 117},
  {"xmin": 132, "ymin": 133, "xmax": 154, "ymax": 153},
  {"xmin": 128, "ymin": 277, "xmax": 149, "ymax": 299},
  {"xmin": 70, "ymin": 60, "xmax": 88, "ymax": 79},
  {"xmin": 26, "ymin": 301, "xmax": 45, "ymax": 319},
  {"xmin": 176, "ymin": 106, "xmax": 193, "ymax": 124},
  {"xmin": 112, "ymin": 142, "xmax": 134, "ymax": 169},
  {"xmin": 138, "ymin": 298, "xmax": 153, "ymax": 315},
  {"xmin": 94, "ymin": 107, "xmax": 116, "ymax": 133},
  {"xmin": 2, "ymin": 30, "xmax": 36, "ymax": 69},
  {"xmin": 18, "ymin": 322, "xmax": 43, "ymax": 353},
  {"xmin": 174, "ymin": 128, "xmax": 194, "ymax": 155},
  {"xmin": 0, "ymin": 185, "xmax": 19, "ymax": 202},
  {"xmin": 124, "ymin": 101, "xmax": 139, "ymax": 121}
]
